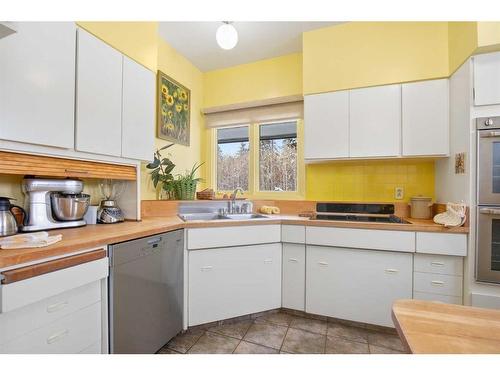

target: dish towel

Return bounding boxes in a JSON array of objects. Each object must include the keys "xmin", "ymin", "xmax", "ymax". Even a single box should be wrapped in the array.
[
  {"xmin": 0, "ymin": 232, "xmax": 63, "ymax": 250},
  {"xmin": 259, "ymin": 206, "xmax": 281, "ymax": 214}
]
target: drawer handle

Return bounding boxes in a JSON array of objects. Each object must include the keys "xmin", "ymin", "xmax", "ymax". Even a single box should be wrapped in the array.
[
  {"xmin": 47, "ymin": 329, "xmax": 69, "ymax": 345},
  {"xmin": 318, "ymin": 261, "xmax": 328, "ymax": 266},
  {"xmin": 47, "ymin": 301, "xmax": 69, "ymax": 313},
  {"xmin": 288, "ymin": 258, "xmax": 298, "ymax": 263},
  {"xmin": 385, "ymin": 269, "xmax": 399, "ymax": 274},
  {"xmin": 201, "ymin": 266, "xmax": 213, "ymax": 272},
  {"xmin": 431, "ymin": 280, "xmax": 445, "ymax": 286},
  {"xmin": 264, "ymin": 259, "xmax": 273, "ymax": 264},
  {"xmin": 64, "ymin": 169, "xmax": 89, "ymax": 174},
  {"xmin": 430, "ymin": 261, "xmax": 445, "ymax": 267}
]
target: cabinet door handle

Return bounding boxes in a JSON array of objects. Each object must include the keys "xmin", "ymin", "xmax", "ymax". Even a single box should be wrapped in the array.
[
  {"xmin": 264, "ymin": 258, "xmax": 273, "ymax": 264},
  {"xmin": 318, "ymin": 261, "xmax": 328, "ymax": 266},
  {"xmin": 200, "ymin": 266, "xmax": 213, "ymax": 272},
  {"xmin": 288, "ymin": 258, "xmax": 298, "ymax": 263},
  {"xmin": 385, "ymin": 269, "xmax": 399, "ymax": 274},
  {"xmin": 46, "ymin": 329, "xmax": 69, "ymax": 345},
  {"xmin": 430, "ymin": 261, "xmax": 445, "ymax": 267},
  {"xmin": 431, "ymin": 280, "xmax": 445, "ymax": 286},
  {"xmin": 64, "ymin": 169, "xmax": 89, "ymax": 174},
  {"xmin": 46, "ymin": 301, "xmax": 68, "ymax": 313}
]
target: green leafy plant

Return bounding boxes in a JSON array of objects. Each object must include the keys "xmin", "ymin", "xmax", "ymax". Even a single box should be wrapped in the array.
[
  {"xmin": 146, "ymin": 143, "xmax": 176, "ymax": 199},
  {"xmin": 172, "ymin": 162, "xmax": 204, "ymax": 200}
]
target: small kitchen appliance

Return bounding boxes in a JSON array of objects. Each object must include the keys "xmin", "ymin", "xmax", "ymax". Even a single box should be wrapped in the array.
[
  {"xmin": 409, "ymin": 196, "xmax": 433, "ymax": 219},
  {"xmin": 97, "ymin": 180, "xmax": 125, "ymax": 224},
  {"xmin": 21, "ymin": 178, "xmax": 89, "ymax": 232},
  {"xmin": 0, "ymin": 197, "xmax": 26, "ymax": 237}
]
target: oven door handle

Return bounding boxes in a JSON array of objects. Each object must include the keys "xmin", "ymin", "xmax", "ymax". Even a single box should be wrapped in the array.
[
  {"xmin": 479, "ymin": 208, "xmax": 500, "ymax": 215},
  {"xmin": 480, "ymin": 131, "xmax": 500, "ymax": 138}
]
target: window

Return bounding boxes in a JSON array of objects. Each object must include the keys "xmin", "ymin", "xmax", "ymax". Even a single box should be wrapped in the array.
[
  {"xmin": 259, "ymin": 121, "xmax": 297, "ymax": 192},
  {"xmin": 216, "ymin": 126, "xmax": 249, "ymax": 191}
]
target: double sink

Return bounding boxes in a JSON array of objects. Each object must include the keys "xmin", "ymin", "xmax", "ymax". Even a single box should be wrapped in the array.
[{"xmin": 179, "ymin": 213, "xmax": 269, "ymax": 222}]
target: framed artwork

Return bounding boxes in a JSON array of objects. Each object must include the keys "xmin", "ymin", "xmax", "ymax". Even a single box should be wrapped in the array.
[{"xmin": 157, "ymin": 71, "xmax": 190, "ymax": 146}]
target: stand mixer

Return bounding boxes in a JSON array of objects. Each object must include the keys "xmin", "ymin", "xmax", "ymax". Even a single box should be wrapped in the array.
[{"xmin": 21, "ymin": 178, "xmax": 90, "ymax": 232}]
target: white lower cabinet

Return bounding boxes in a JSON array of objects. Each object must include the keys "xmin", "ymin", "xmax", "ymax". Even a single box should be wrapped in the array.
[
  {"xmin": 188, "ymin": 244, "xmax": 282, "ymax": 326},
  {"xmin": 282, "ymin": 243, "xmax": 306, "ymax": 311},
  {"xmin": 306, "ymin": 246, "xmax": 413, "ymax": 327}
]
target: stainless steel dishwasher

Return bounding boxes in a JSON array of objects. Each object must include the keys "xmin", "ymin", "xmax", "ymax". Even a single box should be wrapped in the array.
[{"xmin": 108, "ymin": 229, "xmax": 183, "ymax": 354}]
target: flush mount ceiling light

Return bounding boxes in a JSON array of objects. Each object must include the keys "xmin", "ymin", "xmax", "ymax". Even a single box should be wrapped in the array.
[{"xmin": 216, "ymin": 21, "xmax": 238, "ymax": 50}]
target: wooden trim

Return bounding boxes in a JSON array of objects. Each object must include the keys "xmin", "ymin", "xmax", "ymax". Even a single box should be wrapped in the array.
[
  {"xmin": 0, "ymin": 151, "xmax": 137, "ymax": 180},
  {"xmin": 1, "ymin": 248, "xmax": 106, "ymax": 284},
  {"xmin": 202, "ymin": 95, "xmax": 303, "ymax": 115}
]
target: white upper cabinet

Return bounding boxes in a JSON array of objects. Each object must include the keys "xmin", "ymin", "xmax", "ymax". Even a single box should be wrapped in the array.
[
  {"xmin": 0, "ymin": 22, "xmax": 76, "ymax": 148},
  {"xmin": 304, "ymin": 91, "xmax": 349, "ymax": 159},
  {"xmin": 402, "ymin": 79, "xmax": 449, "ymax": 156},
  {"xmin": 122, "ymin": 57, "xmax": 155, "ymax": 161},
  {"xmin": 473, "ymin": 52, "xmax": 500, "ymax": 106},
  {"xmin": 76, "ymin": 28, "xmax": 123, "ymax": 157},
  {"xmin": 349, "ymin": 84, "xmax": 401, "ymax": 158}
]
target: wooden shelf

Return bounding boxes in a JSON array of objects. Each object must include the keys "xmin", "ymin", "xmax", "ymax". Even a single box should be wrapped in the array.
[{"xmin": 0, "ymin": 151, "xmax": 137, "ymax": 180}]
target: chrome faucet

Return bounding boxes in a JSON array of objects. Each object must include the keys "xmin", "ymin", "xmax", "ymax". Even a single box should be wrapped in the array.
[{"xmin": 228, "ymin": 188, "xmax": 244, "ymax": 214}]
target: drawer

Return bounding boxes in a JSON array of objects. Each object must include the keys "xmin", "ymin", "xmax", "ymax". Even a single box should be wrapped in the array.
[
  {"xmin": 187, "ymin": 225, "xmax": 281, "ymax": 250},
  {"xmin": 414, "ymin": 254, "xmax": 463, "ymax": 276},
  {"xmin": 0, "ymin": 302, "xmax": 101, "ymax": 354},
  {"xmin": 413, "ymin": 272, "xmax": 463, "ymax": 297},
  {"xmin": 306, "ymin": 226, "xmax": 415, "ymax": 253},
  {"xmin": 79, "ymin": 341, "xmax": 102, "ymax": 354},
  {"xmin": 0, "ymin": 257, "xmax": 108, "ymax": 313},
  {"xmin": 416, "ymin": 232, "xmax": 467, "ymax": 256},
  {"xmin": 282, "ymin": 225, "xmax": 305, "ymax": 244},
  {"xmin": 0, "ymin": 281, "xmax": 101, "ymax": 345},
  {"xmin": 413, "ymin": 292, "xmax": 462, "ymax": 305}
]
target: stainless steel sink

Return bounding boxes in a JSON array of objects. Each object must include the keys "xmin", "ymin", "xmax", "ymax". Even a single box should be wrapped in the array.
[
  {"xmin": 225, "ymin": 214, "xmax": 269, "ymax": 220},
  {"xmin": 178, "ymin": 213, "xmax": 230, "ymax": 221},
  {"xmin": 178, "ymin": 213, "xmax": 269, "ymax": 221}
]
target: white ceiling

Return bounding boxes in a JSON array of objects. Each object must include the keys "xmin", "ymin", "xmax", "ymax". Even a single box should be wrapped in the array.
[{"xmin": 158, "ymin": 22, "xmax": 342, "ymax": 72}]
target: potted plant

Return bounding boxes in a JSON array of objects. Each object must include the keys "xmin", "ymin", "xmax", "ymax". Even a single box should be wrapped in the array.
[
  {"xmin": 146, "ymin": 144, "xmax": 176, "ymax": 199},
  {"xmin": 172, "ymin": 162, "xmax": 204, "ymax": 200}
]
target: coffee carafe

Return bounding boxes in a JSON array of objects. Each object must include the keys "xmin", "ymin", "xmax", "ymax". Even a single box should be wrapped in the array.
[{"xmin": 0, "ymin": 197, "xmax": 26, "ymax": 237}]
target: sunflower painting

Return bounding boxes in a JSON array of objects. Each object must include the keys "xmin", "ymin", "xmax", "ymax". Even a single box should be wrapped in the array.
[{"xmin": 157, "ymin": 71, "xmax": 190, "ymax": 146}]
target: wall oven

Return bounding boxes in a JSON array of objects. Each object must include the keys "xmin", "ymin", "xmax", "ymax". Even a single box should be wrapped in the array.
[{"xmin": 477, "ymin": 116, "xmax": 500, "ymax": 283}]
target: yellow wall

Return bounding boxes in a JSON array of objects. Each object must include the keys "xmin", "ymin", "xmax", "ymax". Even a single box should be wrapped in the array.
[
  {"xmin": 477, "ymin": 22, "xmax": 500, "ymax": 52},
  {"xmin": 448, "ymin": 22, "xmax": 478, "ymax": 74},
  {"xmin": 203, "ymin": 53, "xmax": 303, "ymax": 108},
  {"xmin": 303, "ymin": 22, "xmax": 450, "ymax": 95},
  {"xmin": 77, "ymin": 22, "xmax": 206, "ymax": 200},
  {"xmin": 306, "ymin": 160, "xmax": 435, "ymax": 202}
]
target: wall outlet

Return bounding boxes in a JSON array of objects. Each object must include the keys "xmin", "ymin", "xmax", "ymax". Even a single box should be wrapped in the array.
[{"xmin": 395, "ymin": 187, "xmax": 404, "ymax": 200}]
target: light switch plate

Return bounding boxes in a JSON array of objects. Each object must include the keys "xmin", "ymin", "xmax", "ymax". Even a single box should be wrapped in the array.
[{"xmin": 395, "ymin": 187, "xmax": 404, "ymax": 200}]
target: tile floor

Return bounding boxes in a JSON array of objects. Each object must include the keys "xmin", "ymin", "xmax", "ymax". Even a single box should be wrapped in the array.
[{"xmin": 158, "ymin": 311, "xmax": 408, "ymax": 354}]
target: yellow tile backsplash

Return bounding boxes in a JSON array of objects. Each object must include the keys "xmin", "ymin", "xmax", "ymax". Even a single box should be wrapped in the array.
[{"xmin": 305, "ymin": 159, "xmax": 435, "ymax": 202}]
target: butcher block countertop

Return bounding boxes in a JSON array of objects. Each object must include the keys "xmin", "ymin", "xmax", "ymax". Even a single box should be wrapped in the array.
[
  {"xmin": 392, "ymin": 299, "xmax": 500, "ymax": 354},
  {"xmin": 0, "ymin": 214, "xmax": 468, "ymax": 269}
]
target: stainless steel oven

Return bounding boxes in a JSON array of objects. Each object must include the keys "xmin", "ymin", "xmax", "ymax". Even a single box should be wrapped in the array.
[{"xmin": 477, "ymin": 116, "xmax": 500, "ymax": 283}]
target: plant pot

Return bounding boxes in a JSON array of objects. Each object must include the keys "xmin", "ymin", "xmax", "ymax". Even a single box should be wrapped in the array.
[{"xmin": 173, "ymin": 180, "xmax": 197, "ymax": 200}]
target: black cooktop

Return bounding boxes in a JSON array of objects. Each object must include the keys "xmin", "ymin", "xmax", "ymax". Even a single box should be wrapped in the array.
[{"xmin": 313, "ymin": 214, "xmax": 409, "ymax": 224}]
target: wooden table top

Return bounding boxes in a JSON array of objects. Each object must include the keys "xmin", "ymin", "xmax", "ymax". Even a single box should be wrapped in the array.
[{"xmin": 392, "ymin": 299, "xmax": 500, "ymax": 354}]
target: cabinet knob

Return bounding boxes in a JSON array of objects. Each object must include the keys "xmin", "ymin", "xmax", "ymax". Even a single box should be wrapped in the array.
[
  {"xmin": 200, "ymin": 266, "xmax": 213, "ymax": 272},
  {"xmin": 431, "ymin": 280, "xmax": 445, "ymax": 286},
  {"xmin": 384, "ymin": 268, "xmax": 399, "ymax": 274},
  {"xmin": 288, "ymin": 258, "xmax": 298, "ymax": 263},
  {"xmin": 46, "ymin": 329, "xmax": 69, "ymax": 345},
  {"xmin": 46, "ymin": 301, "xmax": 68, "ymax": 313},
  {"xmin": 318, "ymin": 261, "xmax": 328, "ymax": 266},
  {"xmin": 264, "ymin": 259, "xmax": 273, "ymax": 264},
  {"xmin": 430, "ymin": 261, "xmax": 445, "ymax": 267}
]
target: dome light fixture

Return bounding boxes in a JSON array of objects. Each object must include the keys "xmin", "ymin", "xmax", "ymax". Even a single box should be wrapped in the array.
[{"xmin": 216, "ymin": 21, "xmax": 238, "ymax": 50}]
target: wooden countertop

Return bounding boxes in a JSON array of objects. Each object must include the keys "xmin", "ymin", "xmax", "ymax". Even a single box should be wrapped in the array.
[
  {"xmin": 392, "ymin": 299, "xmax": 500, "ymax": 354},
  {"xmin": 0, "ymin": 215, "xmax": 468, "ymax": 269}
]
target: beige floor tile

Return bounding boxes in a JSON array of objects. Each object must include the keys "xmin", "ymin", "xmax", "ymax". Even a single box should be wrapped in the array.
[
  {"xmin": 290, "ymin": 316, "xmax": 328, "ymax": 335},
  {"xmin": 187, "ymin": 332, "xmax": 240, "ymax": 354},
  {"xmin": 281, "ymin": 328, "xmax": 326, "ymax": 354},
  {"xmin": 325, "ymin": 336, "xmax": 369, "ymax": 354},
  {"xmin": 207, "ymin": 320, "xmax": 252, "ymax": 340},
  {"xmin": 166, "ymin": 328, "xmax": 205, "ymax": 353},
  {"xmin": 327, "ymin": 322, "xmax": 369, "ymax": 343},
  {"xmin": 367, "ymin": 331, "xmax": 405, "ymax": 352},
  {"xmin": 255, "ymin": 312, "xmax": 294, "ymax": 327},
  {"xmin": 243, "ymin": 321, "xmax": 288, "ymax": 349},
  {"xmin": 234, "ymin": 341, "xmax": 279, "ymax": 354},
  {"xmin": 369, "ymin": 345, "xmax": 405, "ymax": 354}
]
